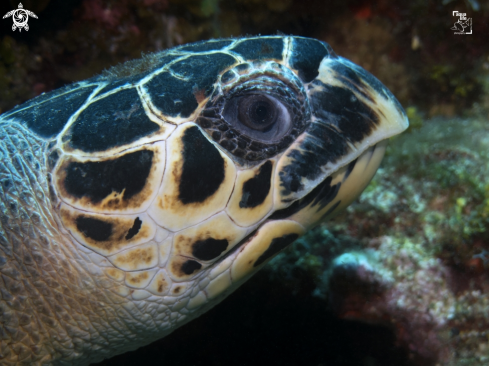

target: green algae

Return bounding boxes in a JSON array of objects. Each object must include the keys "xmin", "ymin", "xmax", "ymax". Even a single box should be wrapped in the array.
[
  {"xmin": 405, "ymin": 106, "xmax": 423, "ymax": 132},
  {"xmin": 385, "ymin": 117, "xmax": 489, "ymax": 245},
  {"xmin": 266, "ymin": 113, "xmax": 489, "ymax": 364}
]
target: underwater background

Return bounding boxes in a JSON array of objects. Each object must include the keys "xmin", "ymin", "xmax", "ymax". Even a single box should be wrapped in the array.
[{"xmin": 0, "ymin": 0, "xmax": 488, "ymax": 365}]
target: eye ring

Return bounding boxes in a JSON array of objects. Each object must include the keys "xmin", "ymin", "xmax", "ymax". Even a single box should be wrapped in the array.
[
  {"xmin": 221, "ymin": 92, "xmax": 292, "ymax": 143},
  {"xmin": 197, "ymin": 64, "xmax": 311, "ymax": 162},
  {"xmin": 237, "ymin": 95, "xmax": 278, "ymax": 132}
]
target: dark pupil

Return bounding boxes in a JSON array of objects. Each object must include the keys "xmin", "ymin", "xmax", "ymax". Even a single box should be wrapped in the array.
[
  {"xmin": 251, "ymin": 102, "xmax": 271, "ymax": 124},
  {"xmin": 238, "ymin": 95, "xmax": 277, "ymax": 131}
]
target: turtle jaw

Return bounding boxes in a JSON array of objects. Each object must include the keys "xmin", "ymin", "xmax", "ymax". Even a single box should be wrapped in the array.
[
  {"xmin": 222, "ymin": 54, "xmax": 410, "ymax": 284},
  {"xmin": 218, "ymin": 139, "xmax": 387, "ymax": 289},
  {"xmin": 277, "ymin": 138, "xmax": 388, "ymax": 229},
  {"xmin": 273, "ymin": 54, "xmax": 409, "ymax": 208}
]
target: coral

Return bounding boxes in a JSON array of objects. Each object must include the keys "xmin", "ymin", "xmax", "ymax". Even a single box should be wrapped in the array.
[{"xmin": 266, "ymin": 114, "xmax": 489, "ymax": 365}]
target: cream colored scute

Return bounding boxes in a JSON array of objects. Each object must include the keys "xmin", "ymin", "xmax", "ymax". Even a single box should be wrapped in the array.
[
  {"xmin": 147, "ymin": 270, "xmax": 172, "ymax": 296},
  {"xmin": 231, "ymin": 220, "xmax": 305, "ymax": 282},
  {"xmin": 107, "ymin": 241, "xmax": 159, "ymax": 271},
  {"xmin": 167, "ymin": 254, "xmax": 203, "ymax": 282},
  {"xmin": 205, "ymin": 272, "xmax": 232, "ymax": 299},
  {"xmin": 172, "ymin": 212, "xmax": 248, "ymax": 260},
  {"xmin": 227, "ymin": 160, "xmax": 275, "ymax": 227},
  {"xmin": 125, "ymin": 269, "xmax": 157, "ymax": 289},
  {"xmin": 158, "ymin": 236, "xmax": 173, "ymax": 267},
  {"xmin": 148, "ymin": 123, "xmax": 236, "ymax": 231},
  {"xmin": 55, "ymin": 141, "xmax": 166, "ymax": 214},
  {"xmin": 60, "ymin": 203, "xmax": 157, "ymax": 256}
]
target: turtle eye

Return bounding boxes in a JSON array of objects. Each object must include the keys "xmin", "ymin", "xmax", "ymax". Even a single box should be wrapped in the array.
[
  {"xmin": 223, "ymin": 93, "xmax": 292, "ymax": 142},
  {"xmin": 238, "ymin": 95, "xmax": 277, "ymax": 131}
]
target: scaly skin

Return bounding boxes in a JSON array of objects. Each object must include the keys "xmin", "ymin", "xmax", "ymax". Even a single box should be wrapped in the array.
[
  {"xmin": 0, "ymin": 122, "xmax": 186, "ymax": 365},
  {"xmin": 0, "ymin": 36, "xmax": 409, "ymax": 365},
  {"xmin": 0, "ymin": 122, "xmax": 270, "ymax": 365}
]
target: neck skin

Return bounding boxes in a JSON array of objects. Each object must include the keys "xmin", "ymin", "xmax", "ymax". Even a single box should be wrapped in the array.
[{"xmin": 0, "ymin": 122, "xmax": 176, "ymax": 365}]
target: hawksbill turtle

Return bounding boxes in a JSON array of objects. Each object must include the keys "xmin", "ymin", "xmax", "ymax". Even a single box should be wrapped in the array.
[{"xmin": 0, "ymin": 36, "xmax": 408, "ymax": 365}]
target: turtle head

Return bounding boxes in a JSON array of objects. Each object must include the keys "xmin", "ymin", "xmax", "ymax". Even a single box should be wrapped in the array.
[
  {"xmin": 15, "ymin": 36, "xmax": 408, "ymax": 363},
  {"xmin": 50, "ymin": 36, "xmax": 407, "ymax": 311},
  {"xmin": 193, "ymin": 37, "xmax": 409, "ymax": 284}
]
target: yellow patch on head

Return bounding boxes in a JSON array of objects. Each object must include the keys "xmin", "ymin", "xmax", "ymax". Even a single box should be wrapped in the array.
[
  {"xmin": 60, "ymin": 204, "xmax": 156, "ymax": 256},
  {"xmin": 108, "ymin": 242, "xmax": 158, "ymax": 271},
  {"xmin": 125, "ymin": 269, "xmax": 157, "ymax": 289},
  {"xmin": 148, "ymin": 123, "xmax": 236, "ymax": 231},
  {"xmin": 226, "ymin": 160, "xmax": 275, "ymax": 227},
  {"xmin": 172, "ymin": 212, "xmax": 247, "ymax": 261},
  {"xmin": 231, "ymin": 220, "xmax": 305, "ymax": 282},
  {"xmin": 147, "ymin": 270, "xmax": 172, "ymax": 296}
]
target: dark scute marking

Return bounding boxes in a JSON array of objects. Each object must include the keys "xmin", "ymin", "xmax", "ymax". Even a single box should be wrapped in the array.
[
  {"xmin": 192, "ymin": 238, "xmax": 229, "ymax": 261},
  {"xmin": 348, "ymin": 59, "xmax": 407, "ymax": 117},
  {"xmin": 216, "ymin": 229, "xmax": 259, "ymax": 264},
  {"xmin": 310, "ymin": 179, "xmax": 341, "ymax": 211},
  {"xmin": 179, "ymin": 40, "xmax": 233, "ymax": 52},
  {"xmin": 310, "ymin": 82, "xmax": 379, "ymax": 143},
  {"xmin": 279, "ymin": 123, "xmax": 348, "ymax": 195},
  {"xmin": 338, "ymin": 57, "xmax": 390, "ymax": 99},
  {"xmin": 181, "ymin": 260, "xmax": 202, "ymax": 275},
  {"xmin": 231, "ymin": 38, "xmax": 283, "ymax": 61},
  {"xmin": 254, "ymin": 233, "xmax": 299, "ymax": 267},
  {"xmin": 7, "ymin": 85, "xmax": 97, "ymax": 138},
  {"xmin": 270, "ymin": 176, "xmax": 340, "ymax": 220},
  {"xmin": 344, "ymin": 159, "xmax": 357, "ymax": 181},
  {"xmin": 125, "ymin": 217, "xmax": 142, "ymax": 240},
  {"xmin": 290, "ymin": 38, "xmax": 329, "ymax": 82},
  {"xmin": 320, "ymin": 200, "xmax": 341, "ymax": 221},
  {"xmin": 146, "ymin": 53, "xmax": 236, "ymax": 118},
  {"xmin": 239, "ymin": 160, "xmax": 273, "ymax": 208},
  {"xmin": 328, "ymin": 62, "xmax": 374, "ymax": 103},
  {"xmin": 70, "ymin": 88, "xmax": 159, "ymax": 152},
  {"xmin": 76, "ymin": 216, "xmax": 112, "ymax": 242},
  {"xmin": 179, "ymin": 126, "xmax": 225, "ymax": 204},
  {"xmin": 64, "ymin": 150, "xmax": 153, "ymax": 203}
]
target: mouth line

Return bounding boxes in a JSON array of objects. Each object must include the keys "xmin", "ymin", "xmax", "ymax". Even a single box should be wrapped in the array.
[
  {"xmin": 208, "ymin": 140, "xmax": 387, "ymax": 276},
  {"xmin": 268, "ymin": 139, "xmax": 387, "ymax": 228}
]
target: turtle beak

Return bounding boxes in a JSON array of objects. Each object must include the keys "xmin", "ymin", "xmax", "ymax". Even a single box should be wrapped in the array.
[
  {"xmin": 228, "ymin": 50, "xmax": 409, "ymax": 285},
  {"xmin": 272, "ymin": 55, "xmax": 409, "ymax": 227}
]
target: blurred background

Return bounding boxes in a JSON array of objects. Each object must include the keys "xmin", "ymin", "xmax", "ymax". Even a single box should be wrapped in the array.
[{"xmin": 1, "ymin": 1, "xmax": 488, "ymax": 365}]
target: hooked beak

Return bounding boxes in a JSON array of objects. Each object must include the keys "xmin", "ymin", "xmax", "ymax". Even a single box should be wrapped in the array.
[
  {"xmin": 229, "ymin": 53, "xmax": 408, "ymax": 284},
  {"xmin": 271, "ymin": 55, "xmax": 409, "ymax": 227}
]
